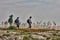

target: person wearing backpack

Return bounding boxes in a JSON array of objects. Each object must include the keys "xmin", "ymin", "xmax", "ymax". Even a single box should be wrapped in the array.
[
  {"xmin": 15, "ymin": 17, "xmax": 20, "ymax": 29},
  {"xmin": 27, "ymin": 16, "xmax": 32, "ymax": 28},
  {"xmin": 8, "ymin": 15, "xmax": 13, "ymax": 27}
]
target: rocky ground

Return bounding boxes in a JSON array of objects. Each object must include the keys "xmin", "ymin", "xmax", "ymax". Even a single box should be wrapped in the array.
[{"xmin": 0, "ymin": 27, "xmax": 60, "ymax": 40}]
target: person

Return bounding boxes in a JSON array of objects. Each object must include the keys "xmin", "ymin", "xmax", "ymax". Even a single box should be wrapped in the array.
[
  {"xmin": 15, "ymin": 17, "xmax": 20, "ymax": 29},
  {"xmin": 27, "ymin": 16, "xmax": 32, "ymax": 28},
  {"xmin": 8, "ymin": 15, "xmax": 13, "ymax": 27}
]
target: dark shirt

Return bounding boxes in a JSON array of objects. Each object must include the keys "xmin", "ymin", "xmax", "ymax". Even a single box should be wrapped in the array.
[
  {"xmin": 15, "ymin": 19, "xmax": 20, "ymax": 24},
  {"xmin": 8, "ymin": 17, "xmax": 13, "ymax": 23}
]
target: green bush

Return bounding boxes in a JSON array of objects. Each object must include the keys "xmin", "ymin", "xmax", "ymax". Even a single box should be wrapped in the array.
[
  {"xmin": 2, "ymin": 34, "xmax": 10, "ymax": 37},
  {"xmin": 46, "ymin": 37, "xmax": 50, "ymax": 40},
  {"xmin": 7, "ymin": 26, "xmax": 17, "ymax": 30},
  {"xmin": 23, "ymin": 36, "xmax": 30, "ymax": 40}
]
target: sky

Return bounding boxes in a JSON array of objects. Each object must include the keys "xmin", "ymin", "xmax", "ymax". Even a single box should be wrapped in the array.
[{"xmin": 0, "ymin": 0, "xmax": 60, "ymax": 25}]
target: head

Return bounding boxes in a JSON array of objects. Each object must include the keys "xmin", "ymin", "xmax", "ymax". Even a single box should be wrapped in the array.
[
  {"xmin": 29, "ymin": 16, "xmax": 32, "ymax": 19},
  {"xmin": 17, "ymin": 17, "xmax": 19, "ymax": 19},
  {"xmin": 9, "ymin": 14, "xmax": 13, "ymax": 18}
]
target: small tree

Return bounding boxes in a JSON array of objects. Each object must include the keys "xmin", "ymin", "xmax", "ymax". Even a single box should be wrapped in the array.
[
  {"xmin": 47, "ymin": 21, "xmax": 52, "ymax": 26},
  {"xmin": 43, "ymin": 22, "xmax": 46, "ymax": 26},
  {"xmin": 4, "ymin": 21, "xmax": 8, "ymax": 27},
  {"xmin": 39, "ymin": 20, "xmax": 42, "ymax": 25},
  {"xmin": 53, "ymin": 21, "xmax": 56, "ymax": 26}
]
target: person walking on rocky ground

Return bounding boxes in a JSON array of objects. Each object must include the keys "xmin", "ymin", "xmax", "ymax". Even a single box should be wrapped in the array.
[
  {"xmin": 8, "ymin": 15, "xmax": 13, "ymax": 27},
  {"xmin": 15, "ymin": 17, "xmax": 20, "ymax": 29},
  {"xmin": 27, "ymin": 16, "xmax": 32, "ymax": 28}
]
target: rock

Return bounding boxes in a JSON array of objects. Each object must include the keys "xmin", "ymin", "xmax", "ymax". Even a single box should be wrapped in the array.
[
  {"xmin": 8, "ymin": 37, "xmax": 15, "ymax": 40},
  {"xmin": 0, "ymin": 37, "xmax": 8, "ymax": 40},
  {"xmin": 18, "ymin": 36, "xmax": 23, "ymax": 40},
  {"xmin": 14, "ymin": 36, "xmax": 23, "ymax": 40},
  {"xmin": 0, "ymin": 38, "xmax": 2, "ymax": 40},
  {"xmin": 31, "ymin": 35, "xmax": 46, "ymax": 40}
]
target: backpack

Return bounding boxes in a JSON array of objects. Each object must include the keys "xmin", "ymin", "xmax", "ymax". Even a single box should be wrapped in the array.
[
  {"xmin": 27, "ymin": 19, "xmax": 29, "ymax": 23},
  {"xmin": 8, "ymin": 18, "xmax": 10, "ymax": 22},
  {"xmin": 15, "ymin": 19, "xmax": 17, "ymax": 23}
]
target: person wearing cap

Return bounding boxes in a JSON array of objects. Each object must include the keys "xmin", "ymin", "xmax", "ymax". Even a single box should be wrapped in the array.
[
  {"xmin": 8, "ymin": 15, "xmax": 13, "ymax": 27},
  {"xmin": 27, "ymin": 16, "xmax": 32, "ymax": 28}
]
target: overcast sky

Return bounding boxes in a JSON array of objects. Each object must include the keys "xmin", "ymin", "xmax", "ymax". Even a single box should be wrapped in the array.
[{"xmin": 0, "ymin": 0, "xmax": 60, "ymax": 25}]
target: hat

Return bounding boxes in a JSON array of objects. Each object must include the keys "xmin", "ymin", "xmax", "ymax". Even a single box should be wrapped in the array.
[{"xmin": 9, "ymin": 14, "xmax": 13, "ymax": 17}]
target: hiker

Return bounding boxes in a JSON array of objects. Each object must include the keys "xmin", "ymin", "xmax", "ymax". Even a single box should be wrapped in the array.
[
  {"xmin": 15, "ymin": 17, "xmax": 20, "ymax": 29},
  {"xmin": 27, "ymin": 16, "xmax": 32, "ymax": 28},
  {"xmin": 8, "ymin": 15, "xmax": 13, "ymax": 27}
]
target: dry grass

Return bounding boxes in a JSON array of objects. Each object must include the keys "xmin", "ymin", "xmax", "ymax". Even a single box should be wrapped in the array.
[{"xmin": 0, "ymin": 26, "xmax": 55, "ymax": 32}]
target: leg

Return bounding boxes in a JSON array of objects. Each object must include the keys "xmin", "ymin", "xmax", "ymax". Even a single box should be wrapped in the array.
[
  {"xmin": 17, "ymin": 24, "xmax": 19, "ymax": 29},
  {"xmin": 10, "ymin": 22, "xmax": 13, "ymax": 26},
  {"xmin": 29, "ymin": 24, "xmax": 31, "ymax": 28}
]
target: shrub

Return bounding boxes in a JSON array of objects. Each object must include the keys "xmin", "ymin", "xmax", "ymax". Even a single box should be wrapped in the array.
[
  {"xmin": 2, "ymin": 34, "xmax": 10, "ymax": 37},
  {"xmin": 23, "ymin": 36, "xmax": 30, "ymax": 40}
]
